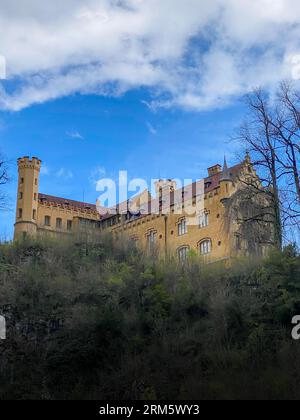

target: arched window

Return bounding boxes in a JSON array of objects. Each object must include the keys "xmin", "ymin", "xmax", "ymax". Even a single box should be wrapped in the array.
[
  {"xmin": 199, "ymin": 212, "xmax": 209, "ymax": 228},
  {"xmin": 178, "ymin": 246, "xmax": 189, "ymax": 261},
  {"xmin": 199, "ymin": 239, "xmax": 212, "ymax": 255},
  {"xmin": 178, "ymin": 218, "xmax": 187, "ymax": 236},
  {"xmin": 147, "ymin": 230, "xmax": 157, "ymax": 251}
]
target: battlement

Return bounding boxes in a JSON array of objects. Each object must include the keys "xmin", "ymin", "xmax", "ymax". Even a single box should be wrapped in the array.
[{"xmin": 18, "ymin": 156, "xmax": 42, "ymax": 169}]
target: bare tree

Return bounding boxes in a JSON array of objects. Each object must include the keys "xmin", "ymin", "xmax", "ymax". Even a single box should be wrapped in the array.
[
  {"xmin": 236, "ymin": 89, "xmax": 283, "ymax": 250},
  {"xmin": 272, "ymin": 83, "xmax": 300, "ymax": 227}
]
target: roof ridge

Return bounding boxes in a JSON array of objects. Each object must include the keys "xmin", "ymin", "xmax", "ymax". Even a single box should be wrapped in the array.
[{"xmin": 38, "ymin": 193, "xmax": 97, "ymax": 209}]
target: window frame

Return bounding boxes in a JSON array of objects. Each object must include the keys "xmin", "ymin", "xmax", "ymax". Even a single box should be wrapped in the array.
[
  {"xmin": 199, "ymin": 211, "xmax": 209, "ymax": 228},
  {"xmin": 199, "ymin": 239, "xmax": 212, "ymax": 256},
  {"xmin": 56, "ymin": 218, "xmax": 63, "ymax": 230},
  {"xmin": 178, "ymin": 218, "xmax": 188, "ymax": 236},
  {"xmin": 147, "ymin": 229, "xmax": 157, "ymax": 251},
  {"xmin": 178, "ymin": 246, "xmax": 190, "ymax": 262}
]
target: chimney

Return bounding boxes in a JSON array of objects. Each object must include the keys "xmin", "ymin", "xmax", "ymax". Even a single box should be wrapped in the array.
[
  {"xmin": 155, "ymin": 179, "xmax": 177, "ymax": 199},
  {"xmin": 207, "ymin": 164, "xmax": 222, "ymax": 177}
]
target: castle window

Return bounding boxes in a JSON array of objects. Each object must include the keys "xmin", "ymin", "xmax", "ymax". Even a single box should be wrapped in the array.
[
  {"xmin": 35, "ymin": 178, "xmax": 38, "ymax": 186},
  {"xmin": 199, "ymin": 212, "xmax": 209, "ymax": 228},
  {"xmin": 20, "ymin": 178, "xmax": 24, "ymax": 184},
  {"xmin": 18, "ymin": 208, "xmax": 23, "ymax": 219},
  {"xmin": 200, "ymin": 239, "xmax": 212, "ymax": 255},
  {"xmin": 178, "ymin": 219, "xmax": 187, "ymax": 236},
  {"xmin": 147, "ymin": 230, "xmax": 157, "ymax": 251},
  {"xmin": 178, "ymin": 246, "xmax": 189, "ymax": 262},
  {"xmin": 32, "ymin": 209, "xmax": 37, "ymax": 220},
  {"xmin": 56, "ymin": 218, "xmax": 62, "ymax": 229},
  {"xmin": 34, "ymin": 193, "xmax": 37, "ymax": 201},
  {"xmin": 44, "ymin": 216, "xmax": 51, "ymax": 227},
  {"xmin": 67, "ymin": 220, "xmax": 72, "ymax": 231},
  {"xmin": 19, "ymin": 192, "xmax": 23, "ymax": 200},
  {"xmin": 235, "ymin": 234, "xmax": 242, "ymax": 250}
]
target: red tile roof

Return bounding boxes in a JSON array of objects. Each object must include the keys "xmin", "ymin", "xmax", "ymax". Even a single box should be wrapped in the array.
[
  {"xmin": 38, "ymin": 194, "xmax": 98, "ymax": 212},
  {"xmin": 38, "ymin": 162, "xmax": 245, "ymax": 221}
]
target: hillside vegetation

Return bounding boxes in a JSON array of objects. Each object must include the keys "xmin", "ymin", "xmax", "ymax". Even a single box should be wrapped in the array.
[{"xmin": 0, "ymin": 236, "xmax": 300, "ymax": 400}]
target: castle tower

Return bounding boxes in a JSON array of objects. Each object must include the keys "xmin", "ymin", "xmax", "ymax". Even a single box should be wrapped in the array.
[{"xmin": 14, "ymin": 156, "xmax": 41, "ymax": 240}]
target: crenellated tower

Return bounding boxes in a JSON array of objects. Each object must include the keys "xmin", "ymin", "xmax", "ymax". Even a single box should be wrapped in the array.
[{"xmin": 14, "ymin": 156, "xmax": 41, "ymax": 240}]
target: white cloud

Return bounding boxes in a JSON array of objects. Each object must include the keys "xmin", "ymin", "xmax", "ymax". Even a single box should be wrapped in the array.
[
  {"xmin": 0, "ymin": 0, "xmax": 300, "ymax": 111},
  {"xmin": 66, "ymin": 130, "xmax": 84, "ymax": 140},
  {"xmin": 40, "ymin": 165, "xmax": 49, "ymax": 176},
  {"xmin": 146, "ymin": 122, "xmax": 157, "ymax": 135},
  {"xmin": 56, "ymin": 168, "xmax": 73, "ymax": 180},
  {"xmin": 89, "ymin": 165, "xmax": 106, "ymax": 184}
]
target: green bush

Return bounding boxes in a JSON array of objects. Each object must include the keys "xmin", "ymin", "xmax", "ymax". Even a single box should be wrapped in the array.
[{"xmin": 0, "ymin": 237, "xmax": 299, "ymax": 400}]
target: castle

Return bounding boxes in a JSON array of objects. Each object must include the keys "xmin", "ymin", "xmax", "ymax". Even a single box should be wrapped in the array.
[{"xmin": 14, "ymin": 155, "xmax": 274, "ymax": 262}]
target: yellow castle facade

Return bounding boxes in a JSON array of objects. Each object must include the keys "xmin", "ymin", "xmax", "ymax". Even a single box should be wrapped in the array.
[{"xmin": 14, "ymin": 156, "xmax": 274, "ymax": 262}]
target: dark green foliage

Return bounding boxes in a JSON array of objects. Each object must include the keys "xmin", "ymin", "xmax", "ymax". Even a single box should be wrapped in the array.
[{"xmin": 0, "ymin": 237, "xmax": 300, "ymax": 400}]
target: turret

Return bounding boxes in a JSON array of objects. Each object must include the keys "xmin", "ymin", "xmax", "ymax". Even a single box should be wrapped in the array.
[
  {"xmin": 219, "ymin": 156, "xmax": 233, "ymax": 199},
  {"xmin": 14, "ymin": 156, "xmax": 42, "ymax": 240}
]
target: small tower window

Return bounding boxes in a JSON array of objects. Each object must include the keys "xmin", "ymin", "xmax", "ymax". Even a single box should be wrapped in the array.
[
  {"xmin": 32, "ymin": 209, "xmax": 37, "ymax": 220},
  {"xmin": 20, "ymin": 178, "xmax": 24, "ymax": 184},
  {"xmin": 34, "ymin": 193, "xmax": 37, "ymax": 201},
  {"xmin": 44, "ymin": 216, "xmax": 51, "ymax": 227},
  {"xmin": 19, "ymin": 192, "xmax": 23, "ymax": 200},
  {"xmin": 18, "ymin": 208, "xmax": 23, "ymax": 219},
  {"xmin": 35, "ymin": 178, "xmax": 38, "ymax": 186}
]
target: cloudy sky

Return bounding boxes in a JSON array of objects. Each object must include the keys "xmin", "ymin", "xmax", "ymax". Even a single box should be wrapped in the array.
[
  {"xmin": 1, "ymin": 0, "xmax": 300, "ymax": 238},
  {"xmin": 1, "ymin": 0, "xmax": 300, "ymax": 110}
]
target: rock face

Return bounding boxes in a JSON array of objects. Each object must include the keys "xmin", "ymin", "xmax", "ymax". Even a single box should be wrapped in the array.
[{"xmin": 224, "ymin": 185, "xmax": 275, "ymax": 257}]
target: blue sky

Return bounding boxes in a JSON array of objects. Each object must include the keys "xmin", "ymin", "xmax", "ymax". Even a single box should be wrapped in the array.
[
  {"xmin": 1, "ymin": 0, "xmax": 300, "ymax": 239},
  {"xmin": 0, "ymin": 90, "xmax": 245, "ymax": 239}
]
